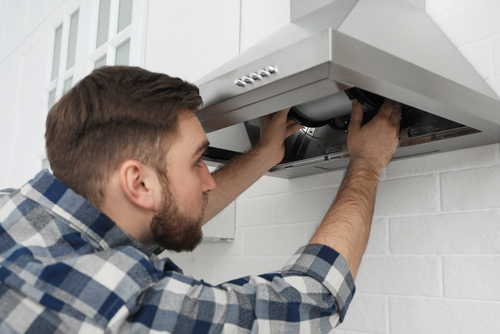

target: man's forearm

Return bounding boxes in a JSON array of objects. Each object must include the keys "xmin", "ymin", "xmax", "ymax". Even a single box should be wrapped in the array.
[
  {"xmin": 201, "ymin": 108, "xmax": 300, "ymax": 226},
  {"xmin": 202, "ymin": 145, "xmax": 277, "ymax": 225},
  {"xmin": 309, "ymin": 99, "xmax": 401, "ymax": 279},
  {"xmin": 309, "ymin": 158, "xmax": 380, "ymax": 279}
]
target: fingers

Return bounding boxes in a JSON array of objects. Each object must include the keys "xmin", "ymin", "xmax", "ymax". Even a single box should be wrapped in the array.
[
  {"xmin": 378, "ymin": 99, "xmax": 395, "ymax": 118},
  {"xmin": 286, "ymin": 117, "xmax": 296, "ymax": 127},
  {"xmin": 260, "ymin": 108, "xmax": 290, "ymax": 128},
  {"xmin": 259, "ymin": 113, "xmax": 272, "ymax": 130},
  {"xmin": 274, "ymin": 107, "xmax": 291, "ymax": 124},
  {"xmin": 389, "ymin": 101, "xmax": 402, "ymax": 128},
  {"xmin": 348, "ymin": 99, "xmax": 363, "ymax": 133},
  {"xmin": 379, "ymin": 99, "xmax": 402, "ymax": 124},
  {"xmin": 285, "ymin": 122, "xmax": 302, "ymax": 138},
  {"xmin": 279, "ymin": 107, "xmax": 291, "ymax": 115}
]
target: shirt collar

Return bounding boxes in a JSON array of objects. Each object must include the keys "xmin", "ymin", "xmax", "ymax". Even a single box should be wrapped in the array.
[{"xmin": 20, "ymin": 170, "xmax": 155, "ymax": 258}]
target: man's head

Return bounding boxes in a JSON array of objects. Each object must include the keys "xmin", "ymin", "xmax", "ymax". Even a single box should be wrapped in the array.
[{"xmin": 45, "ymin": 66, "xmax": 215, "ymax": 251}]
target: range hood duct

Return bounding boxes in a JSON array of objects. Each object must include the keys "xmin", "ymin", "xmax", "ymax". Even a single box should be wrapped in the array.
[{"xmin": 195, "ymin": 0, "xmax": 500, "ymax": 178}]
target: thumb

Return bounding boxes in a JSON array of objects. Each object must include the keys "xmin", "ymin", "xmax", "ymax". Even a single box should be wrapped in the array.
[{"xmin": 348, "ymin": 99, "xmax": 363, "ymax": 133}]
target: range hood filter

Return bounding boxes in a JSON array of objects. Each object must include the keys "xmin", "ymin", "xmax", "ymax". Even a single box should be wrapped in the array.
[
  {"xmin": 290, "ymin": 90, "xmax": 352, "ymax": 127},
  {"xmin": 289, "ymin": 87, "xmax": 386, "ymax": 127}
]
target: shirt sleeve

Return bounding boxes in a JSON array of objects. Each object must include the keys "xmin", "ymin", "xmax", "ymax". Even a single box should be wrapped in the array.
[{"xmin": 118, "ymin": 244, "xmax": 355, "ymax": 333}]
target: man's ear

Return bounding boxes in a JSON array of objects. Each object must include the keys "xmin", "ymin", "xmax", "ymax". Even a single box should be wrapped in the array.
[{"xmin": 118, "ymin": 160, "xmax": 158, "ymax": 210}]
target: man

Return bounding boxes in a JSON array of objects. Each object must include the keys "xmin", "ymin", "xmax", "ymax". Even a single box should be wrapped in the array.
[{"xmin": 0, "ymin": 66, "xmax": 401, "ymax": 333}]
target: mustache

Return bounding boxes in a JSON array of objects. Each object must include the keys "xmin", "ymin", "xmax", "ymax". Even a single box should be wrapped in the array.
[{"xmin": 202, "ymin": 192, "xmax": 209, "ymax": 211}]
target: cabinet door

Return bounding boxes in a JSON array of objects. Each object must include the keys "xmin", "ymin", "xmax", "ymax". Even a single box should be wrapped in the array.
[{"xmin": 202, "ymin": 201, "xmax": 235, "ymax": 242}]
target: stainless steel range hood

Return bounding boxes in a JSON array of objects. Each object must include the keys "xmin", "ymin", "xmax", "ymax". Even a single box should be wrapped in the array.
[{"xmin": 195, "ymin": 0, "xmax": 500, "ymax": 178}]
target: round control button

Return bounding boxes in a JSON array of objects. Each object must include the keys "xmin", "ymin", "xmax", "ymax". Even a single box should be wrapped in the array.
[
  {"xmin": 257, "ymin": 69, "xmax": 270, "ymax": 77},
  {"xmin": 242, "ymin": 76, "xmax": 254, "ymax": 84},
  {"xmin": 249, "ymin": 72, "xmax": 262, "ymax": 80},
  {"xmin": 234, "ymin": 79, "xmax": 246, "ymax": 87},
  {"xmin": 266, "ymin": 65, "xmax": 276, "ymax": 73}
]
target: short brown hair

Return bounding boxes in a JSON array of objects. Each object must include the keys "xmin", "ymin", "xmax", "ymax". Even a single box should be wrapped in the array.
[{"xmin": 45, "ymin": 66, "xmax": 202, "ymax": 209}]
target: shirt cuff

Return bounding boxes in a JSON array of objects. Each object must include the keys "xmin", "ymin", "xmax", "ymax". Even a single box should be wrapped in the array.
[{"xmin": 281, "ymin": 243, "xmax": 355, "ymax": 323}]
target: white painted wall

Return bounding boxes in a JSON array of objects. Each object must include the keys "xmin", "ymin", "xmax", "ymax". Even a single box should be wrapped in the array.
[
  {"xmin": 0, "ymin": 1, "xmax": 67, "ymax": 189},
  {"xmin": 1, "ymin": 0, "xmax": 500, "ymax": 333},
  {"xmin": 0, "ymin": 0, "xmax": 147, "ymax": 189}
]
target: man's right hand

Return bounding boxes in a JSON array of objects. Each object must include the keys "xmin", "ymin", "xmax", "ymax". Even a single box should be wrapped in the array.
[{"xmin": 347, "ymin": 98, "xmax": 402, "ymax": 174}]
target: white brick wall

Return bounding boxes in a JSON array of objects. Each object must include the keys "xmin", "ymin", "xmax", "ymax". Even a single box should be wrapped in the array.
[
  {"xmin": 166, "ymin": 1, "xmax": 500, "ymax": 333},
  {"xmin": 428, "ymin": 0, "xmax": 500, "ymax": 96},
  {"xmin": 240, "ymin": 0, "xmax": 290, "ymax": 52},
  {"xmin": 390, "ymin": 297, "xmax": 500, "ymax": 334}
]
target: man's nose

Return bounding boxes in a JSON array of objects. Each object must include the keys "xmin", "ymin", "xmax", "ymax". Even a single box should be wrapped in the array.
[{"xmin": 200, "ymin": 161, "xmax": 216, "ymax": 192}]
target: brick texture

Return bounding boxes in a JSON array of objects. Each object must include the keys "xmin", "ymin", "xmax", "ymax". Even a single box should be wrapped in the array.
[{"xmin": 390, "ymin": 297, "xmax": 500, "ymax": 334}]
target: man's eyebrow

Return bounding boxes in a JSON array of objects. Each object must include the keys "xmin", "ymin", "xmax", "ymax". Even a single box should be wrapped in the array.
[{"xmin": 194, "ymin": 140, "xmax": 210, "ymax": 157}]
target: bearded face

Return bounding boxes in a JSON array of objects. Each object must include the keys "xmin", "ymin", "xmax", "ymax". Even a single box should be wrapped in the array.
[
  {"xmin": 148, "ymin": 115, "xmax": 215, "ymax": 253},
  {"xmin": 150, "ymin": 180, "xmax": 208, "ymax": 253}
]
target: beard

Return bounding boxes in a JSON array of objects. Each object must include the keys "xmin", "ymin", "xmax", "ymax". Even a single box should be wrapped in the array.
[{"xmin": 150, "ymin": 183, "xmax": 208, "ymax": 253}]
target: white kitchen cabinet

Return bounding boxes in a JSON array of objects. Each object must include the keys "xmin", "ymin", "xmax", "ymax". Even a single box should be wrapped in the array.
[{"xmin": 202, "ymin": 201, "xmax": 235, "ymax": 242}]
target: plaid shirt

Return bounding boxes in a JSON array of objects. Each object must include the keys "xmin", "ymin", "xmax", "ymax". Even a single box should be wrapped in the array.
[{"xmin": 0, "ymin": 170, "xmax": 355, "ymax": 333}]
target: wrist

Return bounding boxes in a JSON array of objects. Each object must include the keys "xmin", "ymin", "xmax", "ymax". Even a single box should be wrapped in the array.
[
  {"xmin": 348, "ymin": 155, "xmax": 383, "ymax": 180},
  {"xmin": 252, "ymin": 142, "xmax": 284, "ymax": 168}
]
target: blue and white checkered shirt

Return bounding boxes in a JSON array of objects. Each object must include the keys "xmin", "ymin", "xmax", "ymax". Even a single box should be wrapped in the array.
[{"xmin": 0, "ymin": 170, "xmax": 355, "ymax": 333}]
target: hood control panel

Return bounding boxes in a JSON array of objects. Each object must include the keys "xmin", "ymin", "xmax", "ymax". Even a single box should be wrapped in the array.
[{"xmin": 234, "ymin": 66, "xmax": 277, "ymax": 87}]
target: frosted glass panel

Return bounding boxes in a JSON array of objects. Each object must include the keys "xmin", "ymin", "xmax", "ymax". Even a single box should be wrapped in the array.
[
  {"xmin": 48, "ymin": 89, "xmax": 56, "ymax": 110},
  {"xmin": 117, "ymin": 0, "xmax": 133, "ymax": 33},
  {"xmin": 63, "ymin": 77, "xmax": 73, "ymax": 94},
  {"xmin": 66, "ymin": 10, "xmax": 79, "ymax": 70},
  {"xmin": 95, "ymin": 55, "xmax": 107, "ymax": 69},
  {"xmin": 115, "ymin": 39, "xmax": 130, "ymax": 65},
  {"xmin": 51, "ymin": 25, "xmax": 63, "ymax": 80},
  {"xmin": 96, "ymin": 0, "xmax": 111, "ymax": 48}
]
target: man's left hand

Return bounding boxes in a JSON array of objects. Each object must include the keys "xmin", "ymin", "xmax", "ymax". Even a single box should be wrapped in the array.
[
  {"xmin": 256, "ymin": 108, "xmax": 302, "ymax": 166},
  {"xmin": 203, "ymin": 108, "xmax": 300, "ymax": 225}
]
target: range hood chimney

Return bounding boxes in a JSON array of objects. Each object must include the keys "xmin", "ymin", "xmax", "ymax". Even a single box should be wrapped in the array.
[{"xmin": 195, "ymin": 0, "xmax": 500, "ymax": 178}]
